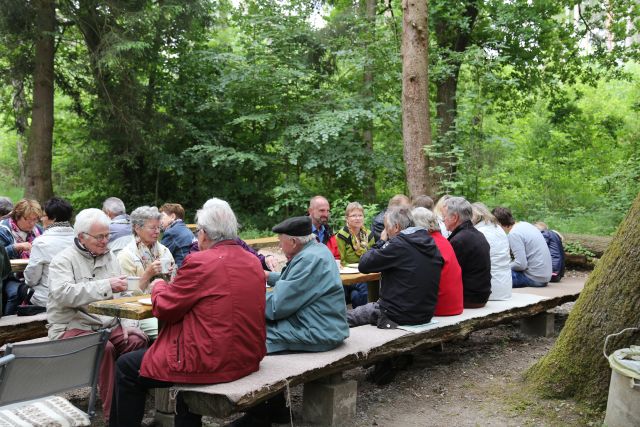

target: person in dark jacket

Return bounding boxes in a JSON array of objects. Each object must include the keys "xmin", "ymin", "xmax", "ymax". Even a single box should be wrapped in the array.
[
  {"xmin": 443, "ymin": 197, "xmax": 492, "ymax": 308},
  {"xmin": 371, "ymin": 194, "xmax": 411, "ymax": 242},
  {"xmin": 535, "ymin": 222, "xmax": 565, "ymax": 282},
  {"xmin": 347, "ymin": 205, "xmax": 443, "ymax": 328},
  {"xmin": 307, "ymin": 195, "xmax": 340, "ymax": 259},
  {"xmin": 159, "ymin": 202, "xmax": 197, "ymax": 268}
]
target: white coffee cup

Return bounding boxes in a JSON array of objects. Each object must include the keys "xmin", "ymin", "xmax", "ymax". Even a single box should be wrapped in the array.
[
  {"xmin": 127, "ymin": 276, "xmax": 141, "ymax": 291},
  {"xmin": 160, "ymin": 258, "xmax": 172, "ymax": 274}
]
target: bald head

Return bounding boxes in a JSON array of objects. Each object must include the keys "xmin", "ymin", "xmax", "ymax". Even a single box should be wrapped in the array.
[{"xmin": 308, "ymin": 195, "xmax": 330, "ymax": 227}]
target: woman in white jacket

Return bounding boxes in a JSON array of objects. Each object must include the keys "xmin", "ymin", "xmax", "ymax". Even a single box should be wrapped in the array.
[
  {"xmin": 118, "ymin": 206, "xmax": 175, "ymax": 339},
  {"xmin": 472, "ymin": 202, "xmax": 512, "ymax": 300}
]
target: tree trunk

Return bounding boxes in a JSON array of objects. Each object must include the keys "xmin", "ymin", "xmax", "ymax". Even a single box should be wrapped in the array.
[
  {"xmin": 526, "ymin": 191, "xmax": 640, "ymax": 408},
  {"xmin": 361, "ymin": 0, "xmax": 377, "ymax": 201},
  {"xmin": 401, "ymin": 0, "xmax": 431, "ymax": 197},
  {"xmin": 24, "ymin": 0, "xmax": 55, "ymax": 202},
  {"xmin": 11, "ymin": 78, "xmax": 28, "ymax": 186},
  {"xmin": 431, "ymin": 0, "xmax": 479, "ymax": 195}
]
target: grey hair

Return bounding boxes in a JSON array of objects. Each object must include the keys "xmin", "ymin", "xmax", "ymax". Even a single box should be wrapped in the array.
[
  {"xmin": 412, "ymin": 207, "xmax": 439, "ymax": 232},
  {"xmin": 285, "ymin": 234, "xmax": 315, "ymax": 246},
  {"xmin": 384, "ymin": 205, "xmax": 414, "ymax": 231},
  {"xmin": 471, "ymin": 202, "xmax": 498, "ymax": 225},
  {"xmin": 102, "ymin": 197, "xmax": 126, "ymax": 215},
  {"xmin": 74, "ymin": 208, "xmax": 111, "ymax": 237},
  {"xmin": 443, "ymin": 197, "xmax": 473, "ymax": 223},
  {"xmin": 433, "ymin": 194, "xmax": 451, "ymax": 218},
  {"xmin": 198, "ymin": 198, "xmax": 238, "ymax": 242},
  {"xmin": 0, "ymin": 197, "xmax": 13, "ymax": 217},
  {"xmin": 131, "ymin": 206, "xmax": 161, "ymax": 233}
]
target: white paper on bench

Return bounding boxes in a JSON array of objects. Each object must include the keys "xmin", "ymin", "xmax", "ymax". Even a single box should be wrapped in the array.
[{"xmin": 175, "ymin": 293, "xmax": 548, "ymax": 404}]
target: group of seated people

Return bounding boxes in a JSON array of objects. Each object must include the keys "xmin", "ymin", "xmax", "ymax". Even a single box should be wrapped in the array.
[{"xmin": 0, "ymin": 192, "xmax": 565, "ymax": 426}]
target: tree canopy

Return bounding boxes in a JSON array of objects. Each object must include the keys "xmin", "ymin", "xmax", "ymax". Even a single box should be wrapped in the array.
[{"xmin": 0, "ymin": 0, "xmax": 638, "ymax": 232}]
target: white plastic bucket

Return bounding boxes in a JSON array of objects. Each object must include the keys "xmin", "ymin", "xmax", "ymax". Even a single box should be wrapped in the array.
[{"xmin": 604, "ymin": 346, "xmax": 640, "ymax": 427}]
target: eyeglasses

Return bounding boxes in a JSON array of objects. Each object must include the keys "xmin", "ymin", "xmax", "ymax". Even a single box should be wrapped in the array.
[
  {"xmin": 143, "ymin": 225, "xmax": 162, "ymax": 231},
  {"xmin": 348, "ymin": 214, "xmax": 364, "ymax": 219},
  {"xmin": 84, "ymin": 232, "xmax": 112, "ymax": 241}
]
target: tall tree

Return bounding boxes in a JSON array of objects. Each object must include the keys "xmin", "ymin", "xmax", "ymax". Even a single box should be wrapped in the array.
[
  {"xmin": 526, "ymin": 191, "xmax": 640, "ymax": 407},
  {"xmin": 24, "ymin": 0, "xmax": 55, "ymax": 201},
  {"xmin": 361, "ymin": 0, "xmax": 377, "ymax": 199},
  {"xmin": 402, "ymin": 0, "xmax": 431, "ymax": 196}
]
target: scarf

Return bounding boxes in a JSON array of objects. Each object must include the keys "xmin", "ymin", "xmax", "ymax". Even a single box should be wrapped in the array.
[
  {"xmin": 45, "ymin": 221, "xmax": 71, "ymax": 231},
  {"xmin": 135, "ymin": 236, "xmax": 172, "ymax": 282},
  {"xmin": 345, "ymin": 226, "xmax": 370, "ymax": 257},
  {"xmin": 9, "ymin": 218, "xmax": 41, "ymax": 259}
]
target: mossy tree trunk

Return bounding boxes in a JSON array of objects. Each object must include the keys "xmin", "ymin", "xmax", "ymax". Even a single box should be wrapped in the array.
[{"xmin": 526, "ymin": 192, "xmax": 640, "ymax": 408}]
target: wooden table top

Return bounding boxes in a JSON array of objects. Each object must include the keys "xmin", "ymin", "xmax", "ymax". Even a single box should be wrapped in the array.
[
  {"xmin": 88, "ymin": 272, "xmax": 382, "ymax": 319},
  {"xmin": 88, "ymin": 295, "xmax": 153, "ymax": 320},
  {"xmin": 10, "ymin": 259, "xmax": 28, "ymax": 273}
]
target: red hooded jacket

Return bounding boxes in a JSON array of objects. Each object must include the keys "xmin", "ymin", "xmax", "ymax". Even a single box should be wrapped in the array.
[{"xmin": 140, "ymin": 240, "xmax": 267, "ymax": 383}]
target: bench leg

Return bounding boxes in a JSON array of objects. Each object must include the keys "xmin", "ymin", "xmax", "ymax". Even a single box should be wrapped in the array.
[
  {"xmin": 520, "ymin": 312, "xmax": 555, "ymax": 337},
  {"xmin": 154, "ymin": 388, "xmax": 175, "ymax": 427},
  {"xmin": 366, "ymin": 280, "xmax": 379, "ymax": 303},
  {"xmin": 303, "ymin": 373, "xmax": 357, "ymax": 426}
]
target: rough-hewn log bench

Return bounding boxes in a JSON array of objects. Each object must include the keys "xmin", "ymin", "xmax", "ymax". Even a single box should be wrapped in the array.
[
  {"xmin": 0, "ymin": 313, "xmax": 48, "ymax": 348},
  {"xmin": 172, "ymin": 276, "xmax": 586, "ymax": 426}
]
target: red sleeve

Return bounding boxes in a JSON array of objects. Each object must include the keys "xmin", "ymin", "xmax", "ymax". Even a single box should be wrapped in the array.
[{"xmin": 327, "ymin": 235, "xmax": 341, "ymax": 260}]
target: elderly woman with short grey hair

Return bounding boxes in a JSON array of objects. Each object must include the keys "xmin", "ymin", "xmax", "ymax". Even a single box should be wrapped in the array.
[
  {"xmin": 117, "ymin": 206, "xmax": 175, "ymax": 339},
  {"xmin": 412, "ymin": 207, "xmax": 464, "ymax": 316}
]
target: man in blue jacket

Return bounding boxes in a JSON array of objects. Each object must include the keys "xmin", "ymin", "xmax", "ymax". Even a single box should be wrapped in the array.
[{"xmin": 230, "ymin": 216, "xmax": 349, "ymax": 427}]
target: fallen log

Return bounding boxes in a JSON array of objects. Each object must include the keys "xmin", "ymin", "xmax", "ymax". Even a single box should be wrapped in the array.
[{"xmin": 563, "ymin": 233, "xmax": 611, "ymax": 258}]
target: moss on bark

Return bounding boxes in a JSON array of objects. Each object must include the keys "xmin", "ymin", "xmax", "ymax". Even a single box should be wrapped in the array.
[{"xmin": 526, "ymin": 192, "xmax": 640, "ymax": 408}]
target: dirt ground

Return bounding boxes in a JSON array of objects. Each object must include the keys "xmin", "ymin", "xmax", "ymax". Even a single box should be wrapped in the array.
[{"xmin": 80, "ymin": 260, "xmax": 600, "ymax": 427}]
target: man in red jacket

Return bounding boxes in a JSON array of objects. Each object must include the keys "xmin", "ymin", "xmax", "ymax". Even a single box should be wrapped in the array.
[
  {"xmin": 110, "ymin": 198, "xmax": 267, "ymax": 427},
  {"xmin": 308, "ymin": 195, "xmax": 341, "ymax": 260}
]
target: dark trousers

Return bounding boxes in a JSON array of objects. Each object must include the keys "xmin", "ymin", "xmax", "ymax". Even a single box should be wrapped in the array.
[
  {"xmin": 3, "ymin": 279, "xmax": 22, "ymax": 315},
  {"xmin": 110, "ymin": 348, "xmax": 202, "ymax": 427}
]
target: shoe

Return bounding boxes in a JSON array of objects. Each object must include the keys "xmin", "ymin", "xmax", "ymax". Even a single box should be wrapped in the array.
[{"xmin": 225, "ymin": 413, "xmax": 271, "ymax": 427}]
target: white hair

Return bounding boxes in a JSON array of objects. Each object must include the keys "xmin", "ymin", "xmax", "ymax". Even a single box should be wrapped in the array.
[
  {"xmin": 411, "ymin": 207, "xmax": 439, "ymax": 232},
  {"xmin": 102, "ymin": 197, "xmax": 126, "ymax": 215},
  {"xmin": 197, "ymin": 198, "xmax": 238, "ymax": 242},
  {"xmin": 74, "ymin": 208, "xmax": 111, "ymax": 237},
  {"xmin": 443, "ymin": 196, "xmax": 473, "ymax": 222},
  {"xmin": 384, "ymin": 205, "xmax": 414, "ymax": 230},
  {"xmin": 284, "ymin": 234, "xmax": 315, "ymax": 246},
  {"xmin": 130, "ymin": 206, "xmax": 161, "ymax": 232}
]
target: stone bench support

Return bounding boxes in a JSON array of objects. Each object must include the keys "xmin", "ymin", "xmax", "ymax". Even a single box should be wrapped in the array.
[{"xmin": 303, "ymin": 373, "xmax": 357, "ymax": 426}]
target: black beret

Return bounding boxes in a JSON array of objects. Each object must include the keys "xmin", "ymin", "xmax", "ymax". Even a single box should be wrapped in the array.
[{"xmin": 272, "ymin": 216, "xmax": 312, "ymax": 236}]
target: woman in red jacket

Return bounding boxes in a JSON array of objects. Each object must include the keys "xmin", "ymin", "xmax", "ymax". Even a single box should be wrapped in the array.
[
  {"xmin": 412, "ymin": 207, "xmax": 464, "ymax": 316},
  {"xmin": 111, "ymin": 198, "xmax": 267, "ymax": 427}
]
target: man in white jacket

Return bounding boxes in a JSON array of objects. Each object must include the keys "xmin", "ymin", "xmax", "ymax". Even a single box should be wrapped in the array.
[
  {"xmin": 24, "ymin": 197, "xmax": 75, "ymax": 307},
  {"xmin": 47, "ymin": 208, "xmax": 147, "ymax": 422}
]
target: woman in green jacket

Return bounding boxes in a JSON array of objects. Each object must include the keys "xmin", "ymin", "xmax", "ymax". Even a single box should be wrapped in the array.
[{"xmin": 336, "ymin": 202, "xmax": 374, "ymax": 307}]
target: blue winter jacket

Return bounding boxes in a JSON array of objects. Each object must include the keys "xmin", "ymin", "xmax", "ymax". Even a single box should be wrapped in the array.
[
  {"xmin": 266, "ymin": 240, "xmax": 349, "ymax": 353},
  {"xmin": 541, "ymin": 229, "xmax": 565, "ymax": 282},
  {"xmin": 160, "ymin": 220, "xmax": 196, "ymax": 268}
]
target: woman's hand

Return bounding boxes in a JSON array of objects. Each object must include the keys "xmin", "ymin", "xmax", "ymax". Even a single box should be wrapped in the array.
[
  {"xmin": 140, "ymin": 260, "xmax": 162, "ymax": 289},
  {"xmin": 15, "ymin": 242, "xmax": 32, "ymax": 253}
]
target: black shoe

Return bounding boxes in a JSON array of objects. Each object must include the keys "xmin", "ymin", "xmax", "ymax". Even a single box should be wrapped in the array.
[
  {"xmin": 367, "ymin": 359, "xmax": 396, "ymax": 385},
  {"xmin": 225, "ymin": 413, "xmax": 271, "ymax": 427}
]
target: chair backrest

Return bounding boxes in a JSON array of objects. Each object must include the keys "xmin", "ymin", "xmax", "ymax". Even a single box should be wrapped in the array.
[{"xmin": 0, "ymin": 330, "xmax": 109, "ymax": 416}]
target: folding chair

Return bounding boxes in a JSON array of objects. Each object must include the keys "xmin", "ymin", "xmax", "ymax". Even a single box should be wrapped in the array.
[{"xmin": 0, "ymin": 329, "xmax": 109, "ymax": 426}]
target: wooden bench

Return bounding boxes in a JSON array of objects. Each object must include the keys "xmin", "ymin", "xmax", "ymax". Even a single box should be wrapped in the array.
[
  {"xmin": 0, "ymin": 313, "xmax": 48, "ymax": 348},
  {"xmin": 171, "ymin": 276, "xmax": 586, "ymax": 425}
]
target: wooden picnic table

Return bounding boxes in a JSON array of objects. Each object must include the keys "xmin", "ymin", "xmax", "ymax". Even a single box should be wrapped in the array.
[
  {"xmin": 9, "ymin": 259, "xmax": 28, "ymax": 273},
  {"xmin": 88, "ymin": 272, "xmax": 382, "ymax": 319}
]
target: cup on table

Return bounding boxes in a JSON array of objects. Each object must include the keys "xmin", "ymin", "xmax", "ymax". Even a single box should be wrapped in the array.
[
  {"xmin": 160, "ymin": 258, "xmax": 172, "ymax": 274},
  {"xmin": 127, "ymin": 276, "xmax": 141, "ymax": 291}
]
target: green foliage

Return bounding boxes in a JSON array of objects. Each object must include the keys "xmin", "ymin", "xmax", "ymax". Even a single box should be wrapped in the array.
[
  {"xmin": 563, "ymin": 242, "xmax": 596, "ymax": 258},
  {"xmin": 0, "ymin": 0, "xmax": 638, "ymax": 237}
]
